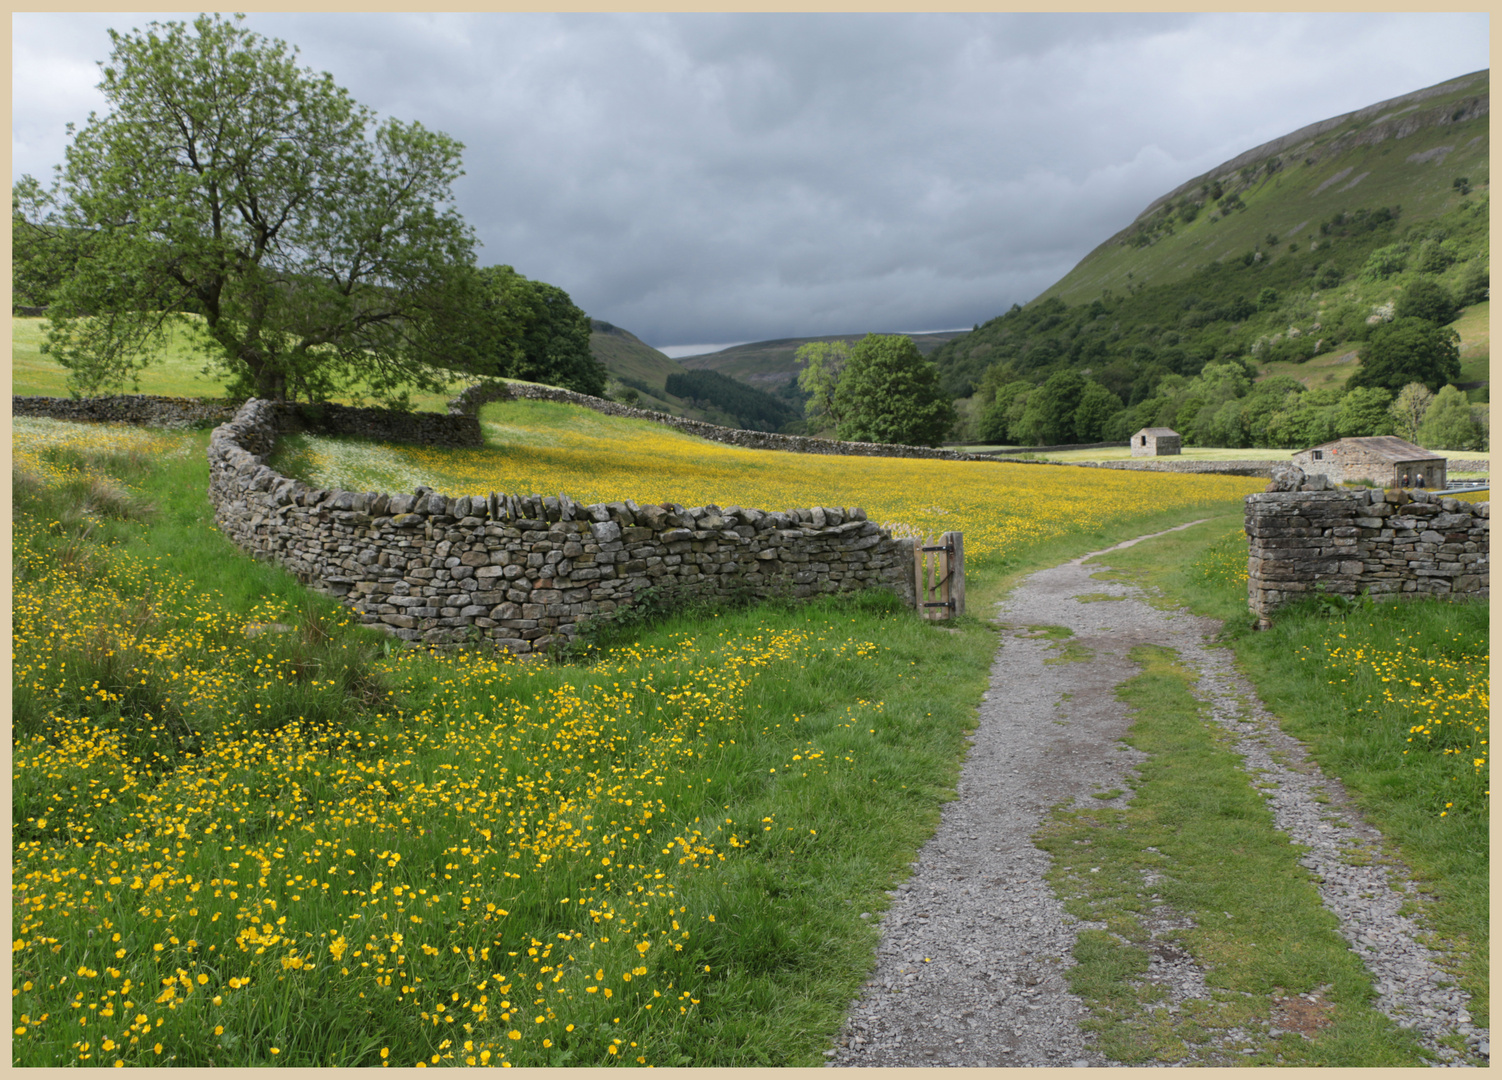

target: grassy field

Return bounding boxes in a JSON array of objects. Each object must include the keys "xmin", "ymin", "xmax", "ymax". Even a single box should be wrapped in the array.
[
  {"xmin": 10, "ymin": 343, "xmax": 1486, "ymax": 1065},
  {"xmin": 11, "ymin": 409, "xmax": 1266, "ymax": 1068},
  {"xmin": 1453, "ymin": 300, "xmax": 1491, "ymax": 384},
  {"xmin": 1257, "ymin": 342, "xmax": 1365, "ymax": 394},
  {"xmin": 1255, "ymin": 300, "xmax": 1490, "ymax": 394},
  {"xmin": 268, "ymin": 397, "xmax": 1264, "ymax": 567},
  {"xmin": 10, "ymin": 316, "xmax": 467, "ymax": 414}
]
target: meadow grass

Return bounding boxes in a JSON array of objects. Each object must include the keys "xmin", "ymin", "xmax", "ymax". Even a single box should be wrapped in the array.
[
  {"xmin": 269, "ymin": 397, "xmax": 1266, "ymax": 567},
  {"xmin": 15, "ymin": 402, "xmax": 1475, "ymax": 1066},
  {"xmin": 1083, "ymin": 515, "xmax": 1488, "ymax": 1034},
  {"xmin": 12, "ymin": 418, "xmax": 1016, "ymax": 1067}
]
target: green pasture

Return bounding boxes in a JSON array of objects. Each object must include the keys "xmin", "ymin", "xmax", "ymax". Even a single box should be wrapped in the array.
[{"xmin": 9, "ymin": 315, "xmax": 467, "ymax": 412}]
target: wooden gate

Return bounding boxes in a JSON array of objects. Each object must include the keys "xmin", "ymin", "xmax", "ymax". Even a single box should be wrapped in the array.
[{"xmin": 915, "ymin": 531, "xmax": 964, "ymax": 620}]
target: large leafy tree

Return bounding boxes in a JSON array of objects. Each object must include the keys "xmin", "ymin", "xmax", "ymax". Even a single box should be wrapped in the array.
[
  {"xmin": 1393, "ymin": 278, "xmax": 1460, "ymax": 325},
  {"xmin": 1388, "ymin": 382, "xmax": 1435, "ymax": 443},
  {"xmin": 1335, "ymin": 385, "xmax": 1396, "ymax": 438},
  {"xmin": 1014, "ymin": 369, "xmax": 1087, "ymax": 445},
  {"xmin": 12, "ymin": 14, "xmax": 476, "ymax": 404},
  {"xmin": 831, "ymin": 334, "xmax": 956, "ymax": 447},
  {"xmin": 977, "ymin": 379, "xmax": 1033, "ymax": 444},
  {"xmin": 1073, "ymin": 381, "xmax": 1124, "ymax": 442},
  {"xmin": 1346, "ymin": 317, "xmax": 1461, "ymax": 395}
]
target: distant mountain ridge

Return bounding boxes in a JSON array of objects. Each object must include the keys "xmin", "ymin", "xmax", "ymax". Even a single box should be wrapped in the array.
[
  {"xmin": 920, "ymin": 68, "xmax": 1488, "ymax": 440},
  {"xmin": 587, "ymin": 318, "xmax": 805, "ymax": 430}
]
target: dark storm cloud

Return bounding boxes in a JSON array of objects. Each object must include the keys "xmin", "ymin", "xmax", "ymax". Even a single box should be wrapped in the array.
[{"xmin": 11, "ymin": 12, "xmax": 1489, "ymax": 351}]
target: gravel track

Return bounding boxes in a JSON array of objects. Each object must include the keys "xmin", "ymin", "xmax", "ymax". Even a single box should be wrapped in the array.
[{"xmin": 829, "ymin": 524, "xmax": 1487, "ymax": 1067}]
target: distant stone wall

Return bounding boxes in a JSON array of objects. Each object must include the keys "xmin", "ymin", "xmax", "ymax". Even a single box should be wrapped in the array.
[
  {"xmin": 449, "ymin": 380, "xmax": 983, "ymax": 461},
  {"xmin": 273, "ymin": 401, "xmax": 481, "ymax": 447},
  {"xmin": 969, "ymin": 440, "xmax": 1130, "ymax": 456},
  {"xmin": 208, "ymin": 399, "xmax": 918, "ymax": 652},
  {"xmin": 13, "ymin": 394, "xmax": 481, "ymax": 447},
  {"xmin": 1084, "ymin": 459, "xmax": 1280, "ymax": 478},
  {"xmin": 13, "ymin": 394, "xmax": 239, "ymax": 428},
  {"xmin": 1245, "ymin": 487, "xmax": 1489, "ymax": 626}
]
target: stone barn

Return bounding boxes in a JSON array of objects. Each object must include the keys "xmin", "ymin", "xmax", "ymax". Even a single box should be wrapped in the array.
[
  {"xmin": 1130, "ymin": 427, "xmax": 1181, "ymax": 457},
  {"xmin": 1292, "ymin": 436, "xmax": 1447, "ymax": 489}
]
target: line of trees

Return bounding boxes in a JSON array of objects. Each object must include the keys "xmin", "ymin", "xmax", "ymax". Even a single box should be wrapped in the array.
[{"xmin": 11, "ymin": 13, "xmax": 604, "ymax": 405}]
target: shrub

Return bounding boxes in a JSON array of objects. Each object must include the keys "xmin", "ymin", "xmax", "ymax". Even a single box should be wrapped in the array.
[{"xmin": 1394, "ymin": 279, "xmax": 1460, "ymax": 325}]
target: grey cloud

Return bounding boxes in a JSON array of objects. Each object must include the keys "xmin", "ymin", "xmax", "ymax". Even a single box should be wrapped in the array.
[{"xmin": 11, "ymin": 12, "xmax": 1489, "ymax": 349}]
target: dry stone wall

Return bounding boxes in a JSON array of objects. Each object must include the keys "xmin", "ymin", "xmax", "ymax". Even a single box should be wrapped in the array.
[
  {"xmin": 1245, "ymin": 486, "xmax": 1489, "ymax": 626},
  {"xmin": 1084, "ymin": 459, "xmax": 1279, "ymax": 478},
  {"xmin": 209, "ymin": 399, "xmax": 918, "ymax": 652}
]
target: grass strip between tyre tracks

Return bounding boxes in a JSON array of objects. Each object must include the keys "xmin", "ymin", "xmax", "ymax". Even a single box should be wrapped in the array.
[{"xmin": 1037, "ymin": 644, "xmax": 1431, "ymax": 1066}]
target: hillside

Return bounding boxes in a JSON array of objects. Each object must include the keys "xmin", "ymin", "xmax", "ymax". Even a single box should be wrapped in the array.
[
  {"xmin": 1043, "ymin": 70, "xmax": 1489, "ymax": 305},
  {"xmin": 678, "ymin": 329, "xmax": 967, "ymax": 395},
  {"xmin": 588, "ymin": 318, "xmax": 800, "ymax": 430},
  {"xmin": 925, "ymin": 70, "xmax": 1489, "ymax": 452},
  {"xmin": 587, "ymin": 318, "xmax": 703, "ymax": 417}
]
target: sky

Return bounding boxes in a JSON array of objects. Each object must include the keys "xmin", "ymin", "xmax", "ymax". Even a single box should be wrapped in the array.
[{"xmin": 10, "ymin": 12, "xmax": 1490, "ymax": 358}]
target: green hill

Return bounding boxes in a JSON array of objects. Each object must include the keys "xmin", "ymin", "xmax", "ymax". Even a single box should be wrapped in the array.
[
  {"xmin": 1044, "ymin": 70, "xmax": 1489, "ymax": 305},
  {"xmin": 587, "ymin": 319, "xmax": 799, "ymax": 430},
  {"xmin": 587, "ymin": 319, "xmax": 705, "ymax": 416}
]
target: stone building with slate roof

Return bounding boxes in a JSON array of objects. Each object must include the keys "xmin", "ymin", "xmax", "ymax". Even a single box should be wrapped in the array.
[
  {"xmin": 1130, "ymin": 427, "xmax": 1181, "ymax": 457},
  {"xmin": 1292, "ymin": 436, "xmax": 1447, "ymax": 489}
]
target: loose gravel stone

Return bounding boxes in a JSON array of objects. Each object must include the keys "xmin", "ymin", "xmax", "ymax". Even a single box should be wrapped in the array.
[{"xmin": 830, "ymin": 524, "xmax": 1487, "ymax": 1067}]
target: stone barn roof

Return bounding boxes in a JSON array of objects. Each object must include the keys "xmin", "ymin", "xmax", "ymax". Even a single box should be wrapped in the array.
[
  {"xmin": 1300, "ymin": 436, "xmax": 1443, "ymax": 461},
  {"xmin": 1134, "ymin": 427, "xmax": 1180, "ymax": 437}
]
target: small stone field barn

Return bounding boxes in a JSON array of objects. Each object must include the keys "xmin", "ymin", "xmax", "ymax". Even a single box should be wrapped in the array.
[
  {"xmin": 1130, "ymin": 427, "xmax": 1181, "ymax": 457},
  {"xmin": 1292, "ymin": 436, "xmax": 1447, "ymax": 489}
]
